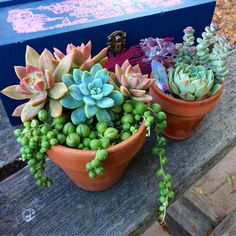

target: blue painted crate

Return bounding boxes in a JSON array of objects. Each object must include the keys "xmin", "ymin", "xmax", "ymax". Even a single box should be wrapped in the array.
[{"xmin": 0, "ymin": 0, "xmax": 215, "ymax": 125}]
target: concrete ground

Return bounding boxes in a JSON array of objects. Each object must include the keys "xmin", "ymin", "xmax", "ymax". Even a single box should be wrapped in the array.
[{"xmin": 144, "ymin": 146, "xmax": 236, "ymax": 236}]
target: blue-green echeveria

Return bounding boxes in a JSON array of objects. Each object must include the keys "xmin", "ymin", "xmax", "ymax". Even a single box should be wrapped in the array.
[
  {"xmin": 60, "ymin": 64, "xmax": 124, "ymax": 124},
  {"xmin": 167, "ymin": 63, "xmax": 219, "ymax": 101}
]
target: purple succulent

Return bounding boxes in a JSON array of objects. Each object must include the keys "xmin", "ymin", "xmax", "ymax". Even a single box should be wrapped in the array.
[{"xmin": 140, "ymin": 37, "xmax": 175, "ymax": 63}]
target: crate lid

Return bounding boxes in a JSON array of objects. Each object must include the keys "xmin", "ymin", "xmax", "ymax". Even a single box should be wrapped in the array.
[{"xmin": 0, "ymin": 0, "xmax": 215, "ymax": 46}]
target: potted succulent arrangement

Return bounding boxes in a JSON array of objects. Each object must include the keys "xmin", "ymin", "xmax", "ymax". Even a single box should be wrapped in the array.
[
  {"xmin": 146, "ymin": 24, "xmax": 232, "ymax": 139},
  {"xmin": 1, "ymin": 42, "xmax": 174, "ymax": 222}
]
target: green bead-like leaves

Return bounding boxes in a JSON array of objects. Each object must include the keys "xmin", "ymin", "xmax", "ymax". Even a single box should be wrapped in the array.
[{"xmin": 60, "ymin": 64, "xmax": 124, "ymax": 125}]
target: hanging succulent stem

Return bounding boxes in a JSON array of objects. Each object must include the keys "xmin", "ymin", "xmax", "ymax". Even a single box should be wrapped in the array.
[{"xmin": 143, "ymin": 104, "xmax": 174, "ymax": 223}]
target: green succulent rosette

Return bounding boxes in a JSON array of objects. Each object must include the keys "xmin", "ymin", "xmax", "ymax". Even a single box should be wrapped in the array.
[{"xmin": 167, "ymin": 63, "xmax": 222, "ymax": 101}]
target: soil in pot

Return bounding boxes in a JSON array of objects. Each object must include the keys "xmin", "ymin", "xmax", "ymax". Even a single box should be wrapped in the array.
[
  {"xmin": 47, "ymin": 123, "xmax": 146, "ymax": 192},
  {"xmin": 150, "ymin": 84, "xmax": 224, "ymax": 140}
]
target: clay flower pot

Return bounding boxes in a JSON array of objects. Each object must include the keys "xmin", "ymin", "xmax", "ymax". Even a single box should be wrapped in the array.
[
  {"xmin": 47, "ymin": 123, "xmax": 146, "ymax": 192},
  {"xmin": 150, "ymin": 84, "xmax": 224, "ymax": 140}
]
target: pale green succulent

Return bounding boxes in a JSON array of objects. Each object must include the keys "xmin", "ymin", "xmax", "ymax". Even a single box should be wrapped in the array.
[
  {"xmin": 167, "ymin": 64, "xmax": 221, "ymax": 101},
  {"xmin": 174, "ymin": 24, "xmax": 232, "ymax": 80}
]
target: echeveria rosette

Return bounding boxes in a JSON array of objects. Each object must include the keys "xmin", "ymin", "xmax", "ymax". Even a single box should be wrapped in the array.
[
  {"xmin": 53, "ymin": 41, "xmax": 108, "ymax": 71},
  {"xmin": 166, "ymin": 63, "xmax": 221, "ymax": 101},
  {"xmin": 1, "ymin": 46, "xmax": 71, "ymax": 121},
  {"xmin": 60, "ymin": 64, "xmax": 124, "ymax": 125},
  {"xmin": 140, "ymin": 37, "xmax": 175, "ymax": 63},
  {"xmin": 112, "ymin": 60, "xmax": 155, "ymax": 102}
]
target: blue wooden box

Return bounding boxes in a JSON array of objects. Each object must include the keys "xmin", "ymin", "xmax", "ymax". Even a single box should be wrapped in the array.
[{"xmin": 0, "ymin": 0, "xmax": 215, "ymax": 125}]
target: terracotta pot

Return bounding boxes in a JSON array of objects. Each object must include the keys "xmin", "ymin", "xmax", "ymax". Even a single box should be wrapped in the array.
[
  {"xmin": 150, "ymin": 84, "xmax": 224, "ymax": 140},
  {"xmin": 47, "ymin": 123, "xmax": 146, "ymax": 192}
]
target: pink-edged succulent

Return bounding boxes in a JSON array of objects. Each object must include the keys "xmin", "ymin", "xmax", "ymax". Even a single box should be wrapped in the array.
[
  {"xmin": 53, "ymin": 41, "xmax": 108, "ymax": 71},
  {"xmin": 1, "ymin": 46, "xmax": 73, "ymax": 121},
  {"xmin": 112, "ymin": 60, "xmax": 155, "ymax": 102}
]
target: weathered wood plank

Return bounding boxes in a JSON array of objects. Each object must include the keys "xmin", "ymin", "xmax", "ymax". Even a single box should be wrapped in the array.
[
  {"xmin": 212, "ymin": 208, "xmax": 236, "ymax": 236},
  {"xmin": 0, "ymin": 98, "xmax": 20, "ymax": 169},
  {"xmin": 184, "ymin": 188, "xmax": 225, "ymax": 224},
  {"xmin": 166, "ymin": 188, "xmax": 225, "ymax": 236},
  {"xmin": 0, "ymin": 52, "xmax": 236, "ymax": 235}
]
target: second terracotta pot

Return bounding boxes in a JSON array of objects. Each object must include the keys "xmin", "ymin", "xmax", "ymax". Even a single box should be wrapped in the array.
[
  {"xmin": 47, "ymin": 123, "xmax": 146, "ymax": 192},
  {"xmin": 150, "ymin": 84, "xmax": 224, "ymax": 140}
]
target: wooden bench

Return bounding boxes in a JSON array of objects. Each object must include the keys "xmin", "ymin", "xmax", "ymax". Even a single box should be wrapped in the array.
[{"xmin": 1, "ymin": 52, "xmax": 236, "ymax": 235}]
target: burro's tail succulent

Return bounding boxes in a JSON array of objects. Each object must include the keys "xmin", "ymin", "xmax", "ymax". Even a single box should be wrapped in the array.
[
  {"xmin": 53, "ymin": 41, "xmax": 108, "ymax": 71},
  {"xmin": 167, "ymin": 63, "xmax": 222, "ymax": 101},
  {"xmin": 111, "ymin": 60, "xmax": 155, "ymax": 102},
  {"xmin": 60, "ymin": 63, "xmax": 124, "ymax": 125},
  {"xmin": 1, "ymin": 46, "xmax": 73, "ymax": 121}
]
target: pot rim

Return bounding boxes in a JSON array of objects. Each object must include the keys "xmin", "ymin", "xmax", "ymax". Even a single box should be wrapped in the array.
[
  {"xmin": 48, "ymin": 121, "xmax": 146, "ymax": 156},
  {"xmin": 151, "ymin": 81, "xmax": 224, "ymax": 105}
]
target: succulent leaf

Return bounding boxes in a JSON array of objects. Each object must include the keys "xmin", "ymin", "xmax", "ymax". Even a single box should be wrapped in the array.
[
  {"xmin": 130, "ymin": 89, "xmax": 146, "ymax": 97},
  {"xmin": 1, "ymin": 85, "xmax": 32, "ymax": 100},
  {"xmin": 179, "ymin": 92, "xmax": 195, "ymax": 101},
  {"xmin": 97, "ymin": 97, "xmax": 114, "ymax": 108},
  {"xmin": 69, "ymin": 84, "xmax": 84, "ymax": 100},
  {"xmin": 83, "ymin": 96, "xmax": 96, "ymax": 105},
  {"xmin": 71, "ymin": 107, "xmax": 87, "ymax": 125},
  {"xmin": 53, "ymin": 48, "xmax": 65, "ymax": 60},
  {"xmin": 95, "ymin": 69, "xmax": 109, "ymax": 83},
  {"xmin": 194, "ymin": 84, "xmax": 211, "ymax": 99},
  {"xmin": 62, "ymin": 74, "xmax": 75, "ymax": 87},
  {"xmin": 90, "ymin": 63, "xmax": 103, "ymax": 77},
  {"xmin": 79, "ymin": 83, "xmax": 90, "ymax": 96},
  {"xmin": 73, "ymin": 69, "xmax": 83, "ymax": 84},
  {"xmin": 25, "ymin": 46, "xmax": 40, "ymax": 67},
  {"xmin": 21, "ymin": 101, "xmax": 45, "ymax": 122},
  {"xmin": 84, "ymin": 104, "xmax": 97, "ymax": 118},
  {"xmin": 92, "ymin": 78, "xmax": 103, "ymax": 88},
  {"xmin": 49, "ymin": 98, "xmax": 63, "ymax": 117},
  {"xmin": 82, "ymin": 71, "xmax": 94, "ymax": 85},
  {"xmin": 60, "ymin": 94, "xmax": 83, "ymax": 109},
  {"xmin": 102, "ymin": 84, "xmax": 113, "ymax": 96},
  {"xmin": 53, "ymin": 53, "xmax": 74, "ymax": 82},
  {"xmin": 39, "ymin": 49, "xmax": 56, "ymax": 73},
  {"xmin": 96, "ymin": 108, "xmax": 112, "ymax": 124},
  {"xmin": 32, "ymin": 80, "xmax": 46, "ymax": 92},
  {"xmin": 14, "ymin": 66, "xmax": 27, "ymax": 80},
  {"xmin": 12, "ymin": 103, "xmax": 27, "ymax": 117},
  {"xmin": 120, "ymin": 85, "xmax": 131, "ymax": 97},
  {"xmin": 48, "ymin": 82, "xmax": 68, "ymax": 99},
  {"xmin": 211, "ymin": 83, "xmax": 222, "ymax": 95},
  {"xmin": 131, "ymin": 94, "xmax": 153, "ymax": 102},
  {"xmin": 109, "ymin": 90, "xmax": 125, "ymax": 106},
  {"xmin": 29, "ymin": 91, "xmax": 47, "ymax": 107},
  {"xmin": 44, "ymin": 70, "xmax": 55, "ymax": 89},
  {"xmin": 177, "ymin": 80, "xmax": 195, "ymax": 94}
]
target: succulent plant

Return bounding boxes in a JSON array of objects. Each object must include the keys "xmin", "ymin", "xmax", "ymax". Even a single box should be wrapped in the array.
[
  {"xmin": 140, "ymin": 37, "xmax": 175, "ymax": 63},
  {"xmin": 174, "ymin": 26, "xmax": 197, "ymax": 65},
  {"xmin": 209, "ymin": 36, "xmax": 232, "ymax": 82},
  {"xmin": 1, "ymin": 46, "xmax": 73, "ymax": 121},
  {"xmin": 166, "ymin": 63, "xmax": 221, "ymax": 101},
  {"xmin": 173, "ymin": 24, "xmax": 233, "ymax": 85},
  {"xmin": 60, "ymin": 63, "xmax": 124, "ymax": 125},
  {"xmin": 111, "ymin": 60, "xmax": 155, "ymax": 102},
  {"xmin": 53, "ymin": 41, "xmax": 108, "ymax": 71}
]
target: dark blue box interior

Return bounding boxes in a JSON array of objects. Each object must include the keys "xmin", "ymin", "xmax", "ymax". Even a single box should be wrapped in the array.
[{"xmin": 0, "ymin": 0, "xmax": 215, "ymax": 125}]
